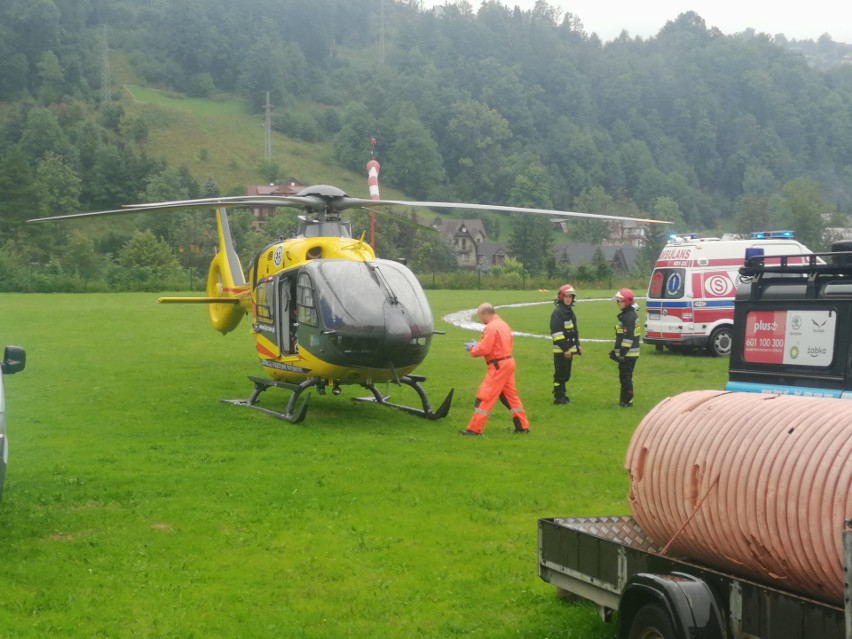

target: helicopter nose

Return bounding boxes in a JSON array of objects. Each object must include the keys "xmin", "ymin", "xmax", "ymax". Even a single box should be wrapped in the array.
[{"xmin": 383, "ymin": 307, "xmax": 413, "ymax": 346}]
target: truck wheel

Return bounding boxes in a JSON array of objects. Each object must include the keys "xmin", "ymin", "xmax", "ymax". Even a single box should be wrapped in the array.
[
  {"xmin": 707, "ymin": 326, "xmax": 732, "ymax": 357},
  {"xmin": 628, "ymin": 603, "xmax": 676, "ymax": 639}
]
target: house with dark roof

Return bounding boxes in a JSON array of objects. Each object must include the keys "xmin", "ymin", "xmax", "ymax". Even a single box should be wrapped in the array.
[
  {"xmin": 428, "ymin": 215, "xmax": 644, "ymax": 272},
  {"xmin": 608, "ymin": 220, "xmax": 647, "ymax": 247},
  {"xmin": 430, "ymin": 218, "xmax": 488, "ymax": 269},
  {"xmin": 476, "ymin": 240, "xmax": 639, "ymax": 273},
  {"xmin": 478, "ymin": 241, "xmax": 510, "ymax": 269},
  {"xmin": 552, "ymin": 243, "xmax": 640, "ymax": 272},
  {"xmin": 551, "ymin": 219, "xmax": 648, "ymax": 248}
]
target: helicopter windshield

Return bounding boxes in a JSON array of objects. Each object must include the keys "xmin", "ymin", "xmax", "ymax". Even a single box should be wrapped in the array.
[{"xmin": 312, "ymin": 259, "xmax": 433, "ymax": 336}]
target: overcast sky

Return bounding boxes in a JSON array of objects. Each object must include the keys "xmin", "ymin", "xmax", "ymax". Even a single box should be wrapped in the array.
[{"xmin": 419, "ymin": 1, "xmax": 852, "ymax": 44}]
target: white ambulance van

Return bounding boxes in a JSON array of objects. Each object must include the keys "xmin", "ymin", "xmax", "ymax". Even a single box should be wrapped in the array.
[{"xmin": 644, "ymin": 231, "xmax": 812, "ymax": 356}]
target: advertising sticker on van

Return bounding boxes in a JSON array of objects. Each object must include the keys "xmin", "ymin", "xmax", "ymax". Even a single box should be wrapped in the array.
[{"xmin": 743, "ymin": 310, "xmax": 835, "ymax": 366}]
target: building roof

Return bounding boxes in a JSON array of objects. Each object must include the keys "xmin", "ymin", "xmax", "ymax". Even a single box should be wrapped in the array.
[
  {"xmin": 247, "ymin": 178, "xmax": 306, "ymax": 197},
  {"xmin": 553, "ymin": 243, "xmax": 640, "ymax": 271},
  {"xmin": 431, "ymin": 218, "xmax": 487, "ymax": 239},
  {"xmin": 475, "ymin": 241, "xmax": 640, "ymax": 271}
]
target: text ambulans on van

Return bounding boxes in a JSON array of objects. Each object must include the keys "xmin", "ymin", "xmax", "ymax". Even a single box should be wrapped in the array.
[{"xmin": 644, "ymin": 231, "xmax": 812, "ymax": 356}]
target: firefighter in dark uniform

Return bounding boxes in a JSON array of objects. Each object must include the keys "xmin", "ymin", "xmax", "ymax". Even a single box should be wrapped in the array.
[
  {"xmin": 610, "ymin": 287, "xmax": 640, "ymax": 407},
  {"xmin": 550, "ymin": 284, "xmax": 582, "ymax": 404}
]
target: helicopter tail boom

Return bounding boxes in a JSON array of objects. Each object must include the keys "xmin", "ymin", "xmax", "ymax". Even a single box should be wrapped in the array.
[
  {"xmin": 158, "ymin": 296, "xmax": 243, "ymax": 304},
  {"xmin": 205, "ymin": 208, "xmax": 249, "ymax": 334}
]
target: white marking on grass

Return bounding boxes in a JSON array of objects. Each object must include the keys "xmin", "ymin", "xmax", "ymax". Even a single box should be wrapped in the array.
[{"xmin": 442, "ymin": 298, "xmax": 619, "ymax": 343}]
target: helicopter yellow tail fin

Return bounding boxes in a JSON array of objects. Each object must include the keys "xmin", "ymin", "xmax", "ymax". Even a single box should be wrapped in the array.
[{"xmin": 206, "ymin": 208, "xmax": 249, "ymax": 334}]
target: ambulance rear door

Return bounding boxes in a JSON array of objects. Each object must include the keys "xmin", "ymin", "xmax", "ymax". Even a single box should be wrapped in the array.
[{"xmin": 645, "ymin": 265, "xmax": 693, "ymax": 349}]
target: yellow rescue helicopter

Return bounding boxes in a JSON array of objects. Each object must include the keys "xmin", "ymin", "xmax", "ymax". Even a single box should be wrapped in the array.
[{"xmin": 29, "ymin": 184, "xmax": 667, "ymax": 422}]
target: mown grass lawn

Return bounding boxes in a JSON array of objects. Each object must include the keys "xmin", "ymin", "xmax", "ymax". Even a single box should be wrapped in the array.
[{"xmin": 0, "ymin": 290, "xmax": 727, "ymax": 638}]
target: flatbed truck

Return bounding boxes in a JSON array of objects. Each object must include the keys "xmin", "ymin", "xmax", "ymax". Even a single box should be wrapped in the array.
[
  {"xmin": 538, "ymin": 516, "xmax": 850, "ymax": 638},
  {"xmin": 538, "ymin": 248, "xmax": 852, "ymax": 638}
]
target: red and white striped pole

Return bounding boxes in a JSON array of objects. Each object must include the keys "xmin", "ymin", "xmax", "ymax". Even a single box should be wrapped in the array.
[{"xmin": 366, "ymin": 137, "xmax": 380, "ymax": 248}]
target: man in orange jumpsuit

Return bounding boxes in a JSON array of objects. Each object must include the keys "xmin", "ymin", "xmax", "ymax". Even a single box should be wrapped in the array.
[{"xmin": 460, "ymin": 303, "xmax": 530, "ymax": 436}]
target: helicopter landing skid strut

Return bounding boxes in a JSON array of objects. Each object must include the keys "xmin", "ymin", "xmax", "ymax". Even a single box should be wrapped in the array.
[
  {"xmin": 354, "ymin": 375, "xmax": 454, "ymax": 420},
  {"xmin": 221, "ymin": 376, "xmax": 314, "ymax": 423}
]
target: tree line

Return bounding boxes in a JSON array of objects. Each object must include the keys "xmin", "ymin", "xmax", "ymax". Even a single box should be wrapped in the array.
[{"xmin": 1, "ymin": 0, "xmax": 850, "ymax": 292}]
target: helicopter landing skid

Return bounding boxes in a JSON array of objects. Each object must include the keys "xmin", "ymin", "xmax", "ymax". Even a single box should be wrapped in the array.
[
  {"xmin": 355, "ymin": 375, "xmax": 454, "ymax": 420},
  {"xmin": 221, "ymin": 376, "xmax": 314, "ymax": 423}
]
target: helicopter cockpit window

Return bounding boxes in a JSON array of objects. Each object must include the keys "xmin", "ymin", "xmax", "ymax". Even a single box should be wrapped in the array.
[
  {"xmin": 313, "ymin": 259, "xmax": 433, "ymax": 335},
  {"xmin": 297, "ymin": 272, "xmax": 318, "ymax": 327}
]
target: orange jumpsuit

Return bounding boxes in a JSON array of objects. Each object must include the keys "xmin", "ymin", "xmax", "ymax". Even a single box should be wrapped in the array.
[{"xmin": 466, "ymin": 315, "xmax": 529, "ymax": 434}]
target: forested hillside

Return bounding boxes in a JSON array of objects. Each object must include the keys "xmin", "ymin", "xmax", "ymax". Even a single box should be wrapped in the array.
[{"xmin": 1, "ymin": 0, "xmax": 851, "ymax": 291}]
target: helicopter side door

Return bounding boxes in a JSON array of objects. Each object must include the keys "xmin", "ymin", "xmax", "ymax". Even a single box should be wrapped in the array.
[
  {"xmin": 277, "ymin": 276, "xmax": 297, "ymax": 355},
  {"xmin": 254, "ymin": 275, "xmax": 298, "ymax": 357}
]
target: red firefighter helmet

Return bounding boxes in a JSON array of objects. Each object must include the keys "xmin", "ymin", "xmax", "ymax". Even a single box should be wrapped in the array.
[
  {"xmin": 557, "ymin": 284, "xmax": 576, "ymax": 302},
  {"xmin": 614, "ymin": 287, "xmax": 635, "ymax": 304}
]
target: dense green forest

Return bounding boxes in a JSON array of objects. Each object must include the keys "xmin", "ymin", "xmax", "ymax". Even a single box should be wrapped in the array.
[{"xmin": 1, "ymin": 0, "xmax": 852, "ymax": 291}]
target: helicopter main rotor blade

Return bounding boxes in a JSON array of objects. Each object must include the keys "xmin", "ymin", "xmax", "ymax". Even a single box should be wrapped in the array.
[
  {"xmin": 344, "ymin": 198, "xmax": 672, "ymax": 225},
  {"xmin": 28, "ymin": 186, "xmax": 671, "ymax": 225},
  {"xmin": 27, "ymin": 206, "xmax": 137, "ymax": 222},
  {"xmin": 290, "ymin": 191, "xmax": 671, "ymax": 226},
  {"xmin": 368, "ymin": 207, "xmax": 440, "ymax": 233},
  {"xmin": 26, "ymin": 196, "xmax": 331, "ymax": 222},
  {"xmin": 122, "ymin": 195, "xmax": 331, "ymax": 211}
]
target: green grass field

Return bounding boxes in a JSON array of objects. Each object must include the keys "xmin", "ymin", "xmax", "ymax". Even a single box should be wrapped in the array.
[{"xmin": 0, "ymin": 290, "xmax": 727, "ymax": 638}]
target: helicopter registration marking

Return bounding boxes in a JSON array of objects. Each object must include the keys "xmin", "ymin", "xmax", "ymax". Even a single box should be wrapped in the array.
[{"xmin": 261, "ymin": 359, "xmax": 310, "ymax": 374}]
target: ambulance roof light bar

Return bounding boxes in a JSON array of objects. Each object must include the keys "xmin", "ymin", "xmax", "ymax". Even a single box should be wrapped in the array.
[
  {"xmin": 666, "ymin": 233, "xmax": 719, "ymax": 244},
  {"xmin": 751, "ymin": 230, "xmax": 795, "ymax": 239}
]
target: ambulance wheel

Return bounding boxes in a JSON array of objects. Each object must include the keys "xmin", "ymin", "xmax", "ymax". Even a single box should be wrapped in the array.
[{"xmin": 707, "ymin": 326, "xmax": 732, "ymax": 357}]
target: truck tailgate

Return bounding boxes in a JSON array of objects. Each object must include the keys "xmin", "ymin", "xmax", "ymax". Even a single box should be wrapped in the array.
[{"xmin": 538, "ymin": 516, "xmax": 661, "ymax": 611}]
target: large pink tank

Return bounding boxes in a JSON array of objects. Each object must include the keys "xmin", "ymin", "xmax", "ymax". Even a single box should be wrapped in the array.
[{"xmin": 625, "ymin": 390, "xmax": 852, "ymax": 604}]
